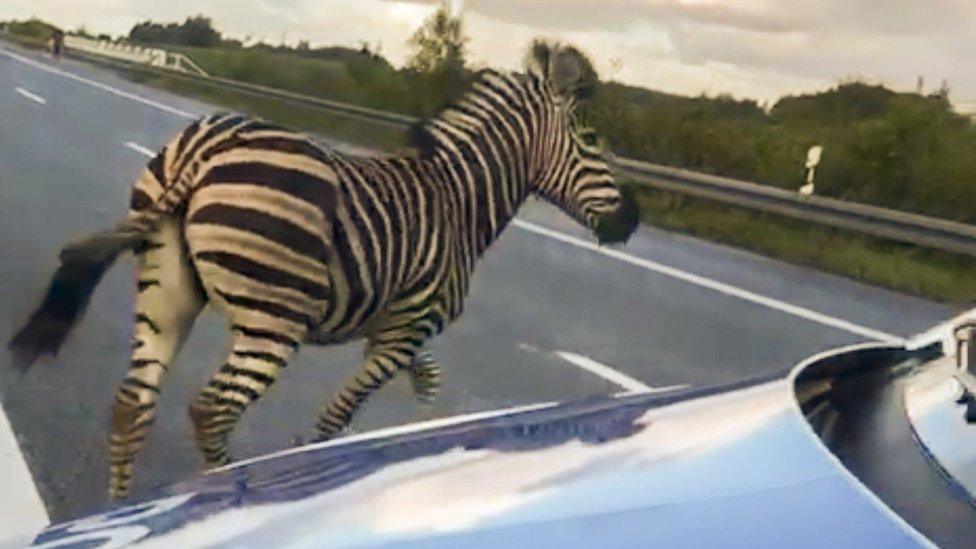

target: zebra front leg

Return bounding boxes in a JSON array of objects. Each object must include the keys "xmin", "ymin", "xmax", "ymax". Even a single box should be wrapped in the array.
[
  {"xmin": 316, "ymin": 334, "xmax": 423, "ymax": 439},
  {"xmin": 109, "ymin": 217, "xmax": 204, "ymax": 499},
  {"xmin": 409, "ymin": 351, "xmax": 441, "ymax": 404},
  {"xmin": 188, "ymin": 324, "xmax": 302, "ymax": 467}
]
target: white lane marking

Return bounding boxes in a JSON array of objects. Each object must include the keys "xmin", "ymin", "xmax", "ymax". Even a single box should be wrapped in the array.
[
  {"xmin": 513, "ymin": 219, "xmax": 904, "ymax": 344},
  {"xmin": 519, "ymin": 342, "xmax": 684, "ymax": 394},
  {"xmin": 124, "ymin": 141, "xmax": 156, "ymax": 158},
  {"xmin": 516, "ymin": 342, "xmax": 540, "ymax": 354},
  {"xmin": 555, "ymin": 351, "xmax": 688, "ymax": 393},
  {"xmin": 15, "ymin": 86, "xmax": 46, "ymax": 104},
  {"xmin": 0, "ymin": 47, "xmax": 196, "ymax": 119},
  {"xmin": 1, "ymin": 41, "xmax": 903, "ymax": 346},
  {"xmin": 0, "ymin": 402, "xmax": 49, "ymax": 541}
]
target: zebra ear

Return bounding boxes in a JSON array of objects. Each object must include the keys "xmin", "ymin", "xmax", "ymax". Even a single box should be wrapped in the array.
[
  {"xmin": 525, "ymin": 40, "xmax": 552, "ymax": 80},
  {"xmin": 550, "ymin": 45, "xmax": 598, "ymax": 100},
  {"xmin": 527, "ymin": 41, "xmax": 598, "ymax": 100}
]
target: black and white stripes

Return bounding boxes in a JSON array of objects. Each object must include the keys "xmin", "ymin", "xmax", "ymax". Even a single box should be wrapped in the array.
[{"xmin": 8, "ymin": 41, "xmax": 638, "ymax": 499}]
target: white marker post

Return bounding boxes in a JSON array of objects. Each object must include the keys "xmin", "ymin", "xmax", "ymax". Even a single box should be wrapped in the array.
[{"xmin": 800, "ymin": 145, "xmax": 822, "ymax": 196}]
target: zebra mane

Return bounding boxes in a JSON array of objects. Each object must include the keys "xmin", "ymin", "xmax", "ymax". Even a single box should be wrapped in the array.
[
  {"xmin": 408, "ymin": 41, "xmax": 598, "ymax": 159},
  {"xmin": 408, "ymin": 68, "xmax": 515, "ymax": 159},
  {"xmin": 407, "ymin": 118, "xmax": 438, "ymax": 159}
]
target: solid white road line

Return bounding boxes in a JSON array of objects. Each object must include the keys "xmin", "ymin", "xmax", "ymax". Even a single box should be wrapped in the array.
[
  {"xmin": 555, "ymin": 351, "xmax": 689, "ymax": 393},
  {"xmin": 1, "ymin": 41, "xmax": 904, "ymax": 347},
  {"xmin": 15, "ymin": 86, "xmax": 46, "ymax": 105},
  {"xmin": 0, "ymin": 47, "xmax": 196, "ymax": 119},
  {"xmin": 513, "ymin": 219, "xmax": 905, "ymax": 344},
  {"xmin": 0, "ymin": 402, "xmax": 49, "ymax": 541},
  {"xmin": 124, "ymin": 141, "xmax": 156, "ymax": 158}
]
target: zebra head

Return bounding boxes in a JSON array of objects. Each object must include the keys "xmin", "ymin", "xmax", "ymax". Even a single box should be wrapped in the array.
[{"xmin": 526, "ymin": 41, "xmax": 639, "ymax": 245}]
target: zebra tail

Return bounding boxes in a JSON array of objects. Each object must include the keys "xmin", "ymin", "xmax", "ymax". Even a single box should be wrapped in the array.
[
  {"xmin": 9, "ymin": 128, "xmax": 193, "ymax": 369},
  {"xmin": 8, "ymin": 226, "xmax": 145, "ymax": 370}
]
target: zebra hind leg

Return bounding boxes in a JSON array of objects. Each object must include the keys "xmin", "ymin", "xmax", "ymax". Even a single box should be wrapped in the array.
[
  {"xmin": 316, "ymin": 335, "xmax": 423, "ymax": 440},
  {"xmin": 188, "ymin": 324, "xmax": 302, "ymax": 467},
  {"xmin": 409, "ymin": 351, "xmax": 441, "ymax": 404},
  {"xmin": 109, "ymin": 217, "xmax": 204, "ymax": 500}
]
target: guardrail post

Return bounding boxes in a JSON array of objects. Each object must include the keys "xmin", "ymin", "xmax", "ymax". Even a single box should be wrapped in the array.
[{"xmin": 956, "ymin": 323, "xmax": 976, "ymax": 375}]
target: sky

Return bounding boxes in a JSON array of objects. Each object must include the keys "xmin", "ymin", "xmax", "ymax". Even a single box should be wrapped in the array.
[{"xmin": 3, "ymin": 0, "xmax": 975, "ymax": 108}]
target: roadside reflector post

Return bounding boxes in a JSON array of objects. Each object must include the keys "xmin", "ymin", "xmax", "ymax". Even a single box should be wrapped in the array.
[
  {"xmin": 952, "ymin": 322, "xmax": 976, "ymax": 422},
  {"xmin": 955, "ymin": 322, "xmax": 976, "ymax": 375},
  {"xmin": 799, "ymin": 145, "xmax": 823, "ymax": 196}
]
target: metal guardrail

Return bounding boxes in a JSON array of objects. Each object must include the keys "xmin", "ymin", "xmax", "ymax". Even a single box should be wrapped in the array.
[
  {"xmin": 6, "ymin": 33, "xmax": 976, "ymax": 257},
  {"xmin": 63, "ymin": 35, "xmax": 208, "ymax": 76},
  {"xmin": 614, "ymin": 159, "xmax": 976, "ymax": 258}
]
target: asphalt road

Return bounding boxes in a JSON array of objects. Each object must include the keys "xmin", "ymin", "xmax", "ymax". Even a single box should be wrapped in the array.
[{"xmin": 0, "ymin": 43, "xmax": 952, "ymax": 522}]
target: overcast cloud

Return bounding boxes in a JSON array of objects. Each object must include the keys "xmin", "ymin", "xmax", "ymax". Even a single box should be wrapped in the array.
[{"xmin": 3, "ymin": 0, "xmax": 974, "ymax": 106}]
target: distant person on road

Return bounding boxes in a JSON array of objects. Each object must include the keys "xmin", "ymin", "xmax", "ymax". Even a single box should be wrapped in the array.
[{"xmin": 48, "ymin": 28, "xmax": 64, "ymax": 60}]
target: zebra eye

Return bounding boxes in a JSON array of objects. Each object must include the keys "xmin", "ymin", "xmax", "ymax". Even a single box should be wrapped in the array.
[{"xmin": 578, "ymin": 129, "xmax": 599, "ymax": 147}]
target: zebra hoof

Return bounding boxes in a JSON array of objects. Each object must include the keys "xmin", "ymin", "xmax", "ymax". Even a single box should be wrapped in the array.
[
  {"xmin": 108, "ymin": 467, "xmax": 132, "ymax": 501},
  {"xmin": 410, "ymin": 352, "xmax": 441, "ymax": 404},
  {"xmin": 200, "ymin": 445, "xmax": 232, "ymax": 468},
  {"xmin": 108, "ymin": 486, "xmax": 130, "ymax": 501},
  {"xmin": 314, "ymin": 417, "xmax": 348, "ymax": 442},
  {"xmin": 310, "ymin": 430, "xmax": 340, "ymax": 445}
]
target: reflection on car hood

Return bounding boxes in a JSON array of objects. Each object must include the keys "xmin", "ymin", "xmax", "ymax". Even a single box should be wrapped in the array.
[{"xmin": 33, "ymin": 358, "xmax": 928, "ymax": 548}]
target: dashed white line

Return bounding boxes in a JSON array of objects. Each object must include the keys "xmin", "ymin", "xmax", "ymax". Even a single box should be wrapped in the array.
[
  {"xmin": 15, "ymin": 86, "xmax": 46, "ymax": 104},
  {"xmin": 513, "ymin": 220, "xmax": 904, "ymax": 344},
  {"xmin": 0, "ymin": 402, "xmax": 49, "ymax": 542},
  {"xmin": 518, "ymin": 342, "xmax": 681, "ymax": 394},
  {"xmin": 0, "ymin": 47, "xmax": 196, "ymax": 119},
  {"xmin": 124, "ymin": 141, "xmax": 156, "ymax": 158},
  {"xmin": 555, "ymin": 351, "xmax": 688, "ymax": 393},
  {"xmin": 1, "ymin": 42, "xmax": 904, "ymax": 347}
]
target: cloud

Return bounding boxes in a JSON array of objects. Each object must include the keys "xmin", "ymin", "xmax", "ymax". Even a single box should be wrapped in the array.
[
  {"xmin": 383, "ymin": 0, "xmax": 793, "ymax": 33},
  {"xmin": 397, "ymin": 0, "xmax": 976, "ymax": 37}
]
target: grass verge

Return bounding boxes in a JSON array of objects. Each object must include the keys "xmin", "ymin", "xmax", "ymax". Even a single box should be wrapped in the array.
[
  {"xmin": 629, "ymin": 186, "xmax": 976, "ymax": 305},
  {"xmin": 3, "ymin": 34, "xmax": 973, "ymax": 304},
  {"xmin": 122, "ymin": 70, "xmax": 411, "ymax": 151}
]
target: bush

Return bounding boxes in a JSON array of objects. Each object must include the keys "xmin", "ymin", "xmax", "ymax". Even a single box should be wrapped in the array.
[
  {"xmin": 129, "ymin": 16, "xmax": 221, "ymax": 48},
  {"xmin": 589, "ymin": 81, "xmax": 976, "ymax": 222},
  {"xmin": 4, "ymin": 18, "xmax": 59, "ymax": 40}
]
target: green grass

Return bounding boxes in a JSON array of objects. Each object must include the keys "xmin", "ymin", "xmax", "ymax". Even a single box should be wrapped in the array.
[
  {"xmin": 630, "ymin": 185, "xmax": 976, "ymax": 304},
  {"xmin": 159, "ymin": 43, "xmax": 429, "ymax": 116},
  {"xmin": 1, "ymin": 29, "xmax": 47, "ymax": 49},
  {"xmin": 122, "ymin": 69, "xmax": 411, "ymax": 151},
  {"xmin": 165, "ymin": 45, "xmax": 356, "ymax": 101},
  {"xmin": 1, "ymin": 19, "xmax": 57, "ymax": 41}
]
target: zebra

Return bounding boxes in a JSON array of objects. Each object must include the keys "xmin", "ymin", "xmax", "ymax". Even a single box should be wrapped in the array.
[{"xmin": 8, "ymin": 41, "xmax": 639, "ymax": 500}]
